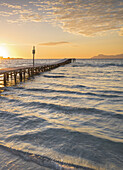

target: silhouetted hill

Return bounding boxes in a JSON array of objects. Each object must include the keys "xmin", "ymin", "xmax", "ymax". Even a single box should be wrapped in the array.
[{"xmin": 92, "ymin": 54, "xmax": 123, "ymax": 59}]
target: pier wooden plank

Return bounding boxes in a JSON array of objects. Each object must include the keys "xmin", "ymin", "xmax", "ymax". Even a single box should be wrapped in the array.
[{"xmin": 0, "ymin": 59, "xmax": 75, "ymax": 86}]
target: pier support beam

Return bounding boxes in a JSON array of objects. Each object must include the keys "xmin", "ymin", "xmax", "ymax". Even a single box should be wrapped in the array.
[
  {"xmin": 0, "ymin": 59, "xmax": 73, "ymax": 87},
  {"xmin": 20, "ymin": 71, "xmax": 22, "ymax": 82},
  {"xmin": 28, "ymin": 68, "xmax": 30, "ymax": 78},
  {"xmin": 4, "ymin": 73, "xmax": 7, "ymax": 86},
  {"xmin": 7, "ymin": 73, "xmax": 9, "ymax": 81},
  {"xmin": 14, "ymin": 72, "xmax": 17, "ymax": 84},
  {"xmin": 24, "ymin": 69, "xmax": 26, "ymax": 81},
  {"xmin": 11, "ymin": 72, "xmax": 13, "ymax": 79},
  {"xmin": 31, "ymin": 68, "xmax": 34, "ymax": 76}
]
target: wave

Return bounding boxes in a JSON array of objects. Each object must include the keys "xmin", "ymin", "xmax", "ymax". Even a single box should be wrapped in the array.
[
  {"xmin": 86, "ymin": 92, "xmax": 122, "ymax": 98},
  {"xmin": 0, "ymin": 110, "xmax": 21, "ymax": 119},
  {"xmin": 0, "ymin": 111, "xmax": 46, "ymax": 127},
  {"xmin": 40, "ymin": 82, "xmax": 87, "ymax": 89},
  {"xmin": 71, "ymin": 85, "xmax": 86, "ymax": 88},
  {"xmin": 24, "ymin": 88, "xmax": 122, "ymax": 98},
  {"xmin": 5, "ymin": 128, "xmax": 123, "ymax": 168},
  {"xmin": 0, "ymin": 95, "xmax": 22, "ymax": 105},
  {"xmin": 43, "ymin": 75, "xmax": 66, "ymax": 78},
  {"xmin": 18, "ymin": 101, "xmax": 123, "ymax": 119},
  {"xmin": 1, "ymin": 101, "xmax": 123, "ymax": 121},
  {"xmin": 0, "ymin": 144, "xmax": 94, "ymax": 170},
  {"xmin": 72, "ymin": 63, "xmax": 123, "ymax": 68},
  {"xmin": 97, "ymin": 90, "xmax": 123, "ymax": 94},
  {"xmin": 25, "ymin": 88, "xmax": 83, "ymax": 95}
]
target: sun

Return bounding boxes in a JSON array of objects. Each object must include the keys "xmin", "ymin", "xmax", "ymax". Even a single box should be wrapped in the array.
[{"xmin": 0, "ymin": 46, "xmax": 9, "ymax": 58}]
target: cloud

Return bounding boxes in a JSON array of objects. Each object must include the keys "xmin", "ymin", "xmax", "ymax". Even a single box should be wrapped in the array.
[
  {"xmin": 39, "ymin": 41, "xmax": 70, "ymax": 46},
  {"xmin": 0, "ymin": 11, "xmax": 13, "ymax": 17},
  {"xmin": 0, "ymin": 0, "xmax": 123, "ymax": 36},
  {"xmin": 1, "ymin": 3, "xmax": 21, "ymax": 9},
  {"xmin": 50, "ymin": 0, "xmax": 123, "ymax": 36},
  {"xmin": 20, "ymin": 13, "xmax": 42, "ymax": 22}
]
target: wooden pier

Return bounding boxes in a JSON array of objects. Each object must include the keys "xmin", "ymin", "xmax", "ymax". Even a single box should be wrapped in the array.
[{"xmin": 0, "ymin": 59, "xmax": 75, "ymax": 87}]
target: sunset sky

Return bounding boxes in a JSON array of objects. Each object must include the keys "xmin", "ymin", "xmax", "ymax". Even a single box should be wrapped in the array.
[{"xmin": 0, "ymin": 0, "xmax": 123, "ymax": 59}]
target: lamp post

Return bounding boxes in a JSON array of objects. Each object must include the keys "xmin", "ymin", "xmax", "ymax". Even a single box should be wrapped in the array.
[{"xmin": 32, "ymin": 46, "xmax": 35, "ymax": 67}]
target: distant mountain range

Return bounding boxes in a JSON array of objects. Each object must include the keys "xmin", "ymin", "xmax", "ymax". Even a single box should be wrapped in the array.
[{"xmin": 91, "ymin": 54, "xmax": 123, "ymax": 59}]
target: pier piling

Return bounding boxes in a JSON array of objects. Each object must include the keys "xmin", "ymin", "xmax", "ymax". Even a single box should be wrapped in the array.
[
  {"xmin": 4, "ymin": 73, "xmax": 6, "ymax": 86},
  {"xmin": 0, "ymin": 58, "xmax": 75, "ymax": 87}
]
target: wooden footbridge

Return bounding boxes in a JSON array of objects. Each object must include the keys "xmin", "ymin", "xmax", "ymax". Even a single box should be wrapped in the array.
[{"xmin": 0, "ymin": 59, "xmax": 75, "ymax": 87}]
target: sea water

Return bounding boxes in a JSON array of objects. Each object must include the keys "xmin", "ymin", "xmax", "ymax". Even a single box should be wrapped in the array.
[{"xmin": 0, "ymin": 59, "xmax": 123, "ymax": 170}]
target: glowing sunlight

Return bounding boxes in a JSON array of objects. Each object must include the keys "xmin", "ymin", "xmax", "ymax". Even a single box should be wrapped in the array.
[{"xmin": 0, "ymin": 46, "xmax": 9, "ymax": 58}]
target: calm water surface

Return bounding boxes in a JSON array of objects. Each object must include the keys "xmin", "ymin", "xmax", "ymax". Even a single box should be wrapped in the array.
[{"xmin": 0, "ymin": 59, "xmax": 123, "ymax": 170}]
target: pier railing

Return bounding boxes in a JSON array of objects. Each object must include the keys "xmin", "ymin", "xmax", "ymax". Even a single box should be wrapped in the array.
[{"xmin": 0, "ymin": 59, "xmax": 75, "ymax": 87}]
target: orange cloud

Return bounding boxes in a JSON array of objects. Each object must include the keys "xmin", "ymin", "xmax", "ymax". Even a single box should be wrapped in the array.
[
  {"xmin": 39, "ymin": 41, "xmax": 70, "ymax": 46},
  {"xmin": 1, "ymin": 3, "xmax": 21, "ymax": 9},
  {"xmin": 0, "ymin": 0, "xmax": 123, "ymax": 36},
  {"xmin": 20, "ymin": 13, "xmax": 42, "ymax": 22}
]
